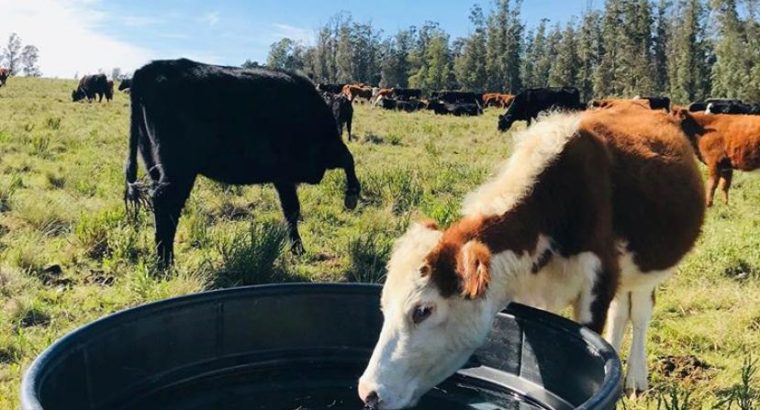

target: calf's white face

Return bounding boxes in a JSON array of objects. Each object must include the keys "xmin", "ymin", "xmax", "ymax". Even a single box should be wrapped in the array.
[{"xmin": 358, "ymin": 223, "xmax": 498, "ymax": 409}]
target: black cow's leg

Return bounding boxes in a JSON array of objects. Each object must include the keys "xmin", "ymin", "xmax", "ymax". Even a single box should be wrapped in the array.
[
  {"xmin": 333, "ymin": 145, "xmax": 360, "ymax": 209},
  {"xmin": 274, "ymin": 182, "xmax": 305, "ymax": 255},
  {"xmin": 152, "ymin": 176, "xmax": 195, "ymax": 267},
  {"xmin": 347, "ymin": 116, "xmax": 353, "ymax": 142}
]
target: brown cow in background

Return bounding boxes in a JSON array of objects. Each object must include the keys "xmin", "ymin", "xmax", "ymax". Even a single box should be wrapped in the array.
[
  {"xmin": 673, "ymin": 108, "xmax": 760, "ymax": 206},
  {"xmin": 0, "ymin": 68, "xmax": 9, "ymax": 87},
  {"xmin": 342, "ymin": 84, "xmax": 373, "ymax": 102},
  {"xmin": 482, "ymin": 93, "xmax": 514, "ymax": 109}
]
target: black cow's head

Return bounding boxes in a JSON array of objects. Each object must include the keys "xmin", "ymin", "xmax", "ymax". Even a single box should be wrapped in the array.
[
  {"xmin": 497, "ymin": 113, "xmax": 515, "ymax": 132},
  {"xmin": 71, "ymin": 89, "xmax": 86, "ymax": 102}
]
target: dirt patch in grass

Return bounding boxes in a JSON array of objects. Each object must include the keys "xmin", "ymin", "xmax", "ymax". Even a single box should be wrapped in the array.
[
  {"xmin": 18, "ymin": 308, "xmax": 51, "ymax": 328},
  {"xmin": 0, "ymin": 347, "xmax": 17, "ymax": 364},
  {"xmin": 656, "ymin": 354, "xmax": 713, "ymax": 382}
]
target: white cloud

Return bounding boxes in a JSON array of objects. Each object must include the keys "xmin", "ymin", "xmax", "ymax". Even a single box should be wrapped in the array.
[
  {"xmin": 119, "ymin": 15, "xmax": 165, "ymax": 28},
  {"xmin": 200, "ymin": 11, "xmax": 220, "ymax": 27},
  {"xmin": 272, "ymin": 23, "xmax": 314, "ymax": 45},
  {"xmin": 0, "ymin": 0, "xmax": 153, "ymax": 78}
]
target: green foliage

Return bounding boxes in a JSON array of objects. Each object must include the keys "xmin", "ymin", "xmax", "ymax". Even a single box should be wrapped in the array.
[
  {"xmin": 715, "ymin": 356, "xmax": 759, "ymax": 410},
  {"xmin": 657, "ymin": 385, "xmax": 696, "ymax": 410},
  {"xmin": 263, "ymin": 1, "xmax": 759, "ymax": 102},
  {"xmin": 0, "ymin": 175, "xmax": 23, "ymax": 212},
  {"xmin": 213, "ymin": 221, "xmax": 290, "ymax": 287},
  {"xmin": 75, "ymin": 209, "xmax": 129, "ymax": 260},
  {"xmin": 345, "ymin": 232, "xmax": 393, "ymax": 283},
  {"xmin": 668, "ymin": 0, "xmax": 712, "ymax": 102},
  {"xmin": 454, "ymin": 5, "xmax": 488, "ymax": 92},
  {"xmin": 548, "ymin": 21, "xmax": 580, "ymax": 88}
]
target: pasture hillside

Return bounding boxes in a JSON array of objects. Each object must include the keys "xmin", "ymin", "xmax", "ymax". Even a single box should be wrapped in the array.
[{"xmin": 0, "ymin": 77, "xmax": 758, "ymax": 408}]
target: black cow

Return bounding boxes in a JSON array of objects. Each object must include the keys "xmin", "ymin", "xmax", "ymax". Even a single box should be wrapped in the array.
[
  {"xmin": 391, "ymin": 88, "xmax": 423, "ymax": 101},
  {"xmin": 635, "ymin": 96, "xmax": 671, "ymax": 111},
  {"xmin": 72, "ymin": 74, "xmax": 113, "ymax": 102},
  {"xmin": 497, "ymin": 87, "xmax": 583, "ymax": 132},
  {"xmin": 322, "ymin": 92, "xmax": 354, "ymax": 141},
  {"xmin": 377, "ymin": 97, "xmax": 425, "ymax": 113},
  {"xmin": 428, "ymin": 101, "xmax": 481, "ymax": 116},
  {"xmin": 317, "ymin": 83, "xmax": 347, "ymax": 94},
  {"xmin": 750, "ymin": 104, "xmax": 760, "ymax": 115},
  {"xmin": 707, "ymin": 101, "xmax": 754, "ymax": 114},
  {"xmin": 431, "ymin": 91, "xmax": 483, "ymax": 106},
  {"xmin": 689, "ymin": 99, "xmax": 744, "ymax": 113},
  {"xmin": 124, "ymin": 59, "xmax": 361, "ymax": 265},
  {"xmin": 118, "ymin": 78, "xmax": 132, "ymax": 92}
]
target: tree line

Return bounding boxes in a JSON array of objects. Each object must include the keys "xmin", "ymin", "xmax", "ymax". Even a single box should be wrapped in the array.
[
  {"xmin": 258, "ymin": 0, "xmax": 760, "ymax": 104},
  {"xmin": 2, "ymin": 33, "xmax": 41, "ymax": 77}
]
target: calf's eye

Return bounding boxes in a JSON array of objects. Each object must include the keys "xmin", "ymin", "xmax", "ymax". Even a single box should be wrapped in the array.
[{"xmin": 412, "ymin": 305, "xmax": 434, "ymax": 324}]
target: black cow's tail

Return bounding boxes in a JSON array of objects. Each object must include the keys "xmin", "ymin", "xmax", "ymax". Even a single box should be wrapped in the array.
[{"xmin": 124, "ymin": 92, "xmax": 151, "ymax": 222}]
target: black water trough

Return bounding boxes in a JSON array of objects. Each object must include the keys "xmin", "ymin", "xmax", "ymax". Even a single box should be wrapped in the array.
[{"xmin": 21, "ymin": 284, "xmax": 621, "ymax": 410}]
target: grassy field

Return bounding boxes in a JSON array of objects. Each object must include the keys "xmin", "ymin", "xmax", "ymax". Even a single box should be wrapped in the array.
[{"xmin": 0, "ymin": 77, "xmax": 758, "ymax": 409}]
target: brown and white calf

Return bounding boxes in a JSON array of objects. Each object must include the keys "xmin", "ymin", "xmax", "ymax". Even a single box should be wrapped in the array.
[
  {"xmin": 673, "ymin": 108, "xmax": 760, "ymax": 206},
  {"xmin": 358, "ymin": 108, "xmax": 705, "ymax": 409}
]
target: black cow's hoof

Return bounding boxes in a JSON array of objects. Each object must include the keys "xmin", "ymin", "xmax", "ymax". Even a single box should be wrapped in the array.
[
  {"xmin": 291, "ymin": 241, "xmax": 305, "ymax": 256},
  {"xmin": 344, "ymin": 194, "xmax": 359, "ymax": 210}
]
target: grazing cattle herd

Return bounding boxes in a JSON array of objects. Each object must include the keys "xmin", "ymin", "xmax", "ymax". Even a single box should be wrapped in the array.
[{"xmin": 1, "ymin": 58, "xmax": 759, "ymax": 407}]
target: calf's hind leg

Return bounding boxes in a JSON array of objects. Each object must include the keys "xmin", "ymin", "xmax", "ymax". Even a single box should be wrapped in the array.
[
  {"xmin": 625, "ymin": 286, "xmax": 657, "ymax": 395},
  {"xmin": 718, "ymin": 168, "xmax": 733, "ymax": 205},
  {"xmin": 705, "ymin": 165, "xmax": 720, "ymax": 207},
  {"xmin": 274, "ymin": 182, "xmax": 305, "ymax": 255}
]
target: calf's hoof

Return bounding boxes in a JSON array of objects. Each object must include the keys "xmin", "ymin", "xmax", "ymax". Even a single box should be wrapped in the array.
[{"xmin": 624, "ymin": 372, "xmax": 648, "ymax": 398}]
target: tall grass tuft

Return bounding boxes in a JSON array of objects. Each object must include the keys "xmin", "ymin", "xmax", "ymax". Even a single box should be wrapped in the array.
[
  {"xmin": 716, "ymin": 355, "xmax": 758, "ymax": 410},
  {"xmin": 345, "ymin": 232, "xmax": 392, "ymax": 283},
  {"xmin": 387, "ymin": 168, "xmax": 423, "ymax": 215},
  {"xmin": 656, "ymin": 385, "xmax": 695, "ymax": 410},
  {"xmin": 213, "ymin": 221, "xmax": 290, "ymax": 287},
  {"xmin": 75, "ymin": 210, "xmax": 126, "ymax": 260},
  {"xmin": 0, "ymin": 175, "xmax": 22, "ymax": 212},
  {"xmin": 45, "ymin": 117, "xmax": 62, "ymax": 130}
]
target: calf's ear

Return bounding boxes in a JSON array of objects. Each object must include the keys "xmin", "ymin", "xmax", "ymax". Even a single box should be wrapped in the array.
[
  {"xmin": 458, "ymin": 240, "xmax": 491, "ymax": 299},
  {"xmin": 417, "ymin": 218, "xmax": 439, "ymax": 231}
]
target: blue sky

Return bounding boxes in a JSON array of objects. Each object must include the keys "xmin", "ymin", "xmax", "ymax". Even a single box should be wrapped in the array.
[{"xmin": 1, "ymin": 0, "xmax": 599, "ymax": 78}]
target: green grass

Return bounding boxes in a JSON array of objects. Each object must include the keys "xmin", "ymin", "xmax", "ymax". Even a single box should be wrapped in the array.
[{"xmin": 1, "ymin": 77, "xmax": 759, "ymax": 408}]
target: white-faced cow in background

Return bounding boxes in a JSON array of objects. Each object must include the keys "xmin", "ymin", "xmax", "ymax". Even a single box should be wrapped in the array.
[{"xmin": 359, "ymin": 106, "xmax": 705, "ymax": 409}]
